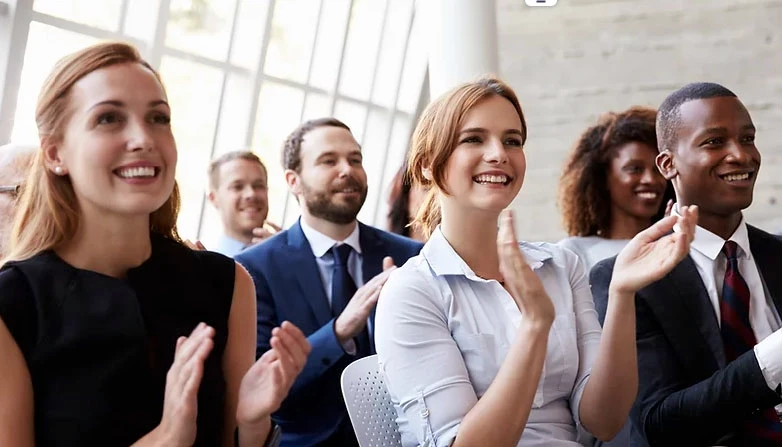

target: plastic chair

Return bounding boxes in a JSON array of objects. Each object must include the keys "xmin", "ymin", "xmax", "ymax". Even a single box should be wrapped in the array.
[{"xmin": 341, "ymin": 354, "xmax": 403, "ymax": 447}]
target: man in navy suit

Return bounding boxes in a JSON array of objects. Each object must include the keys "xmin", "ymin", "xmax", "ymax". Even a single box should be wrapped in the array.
[
  {"xmin": 236, "ymin": 117, "xmax": 423, "ymax": 447},
  {"xmin": 591, "ymin": 83, "xmax": 782, "ymax": 446}
]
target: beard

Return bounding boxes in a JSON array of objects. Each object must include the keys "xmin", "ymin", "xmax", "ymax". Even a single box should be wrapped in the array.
[{"xmin": 301, "ymin": 176, "xmax": 368, "ymax": 224}]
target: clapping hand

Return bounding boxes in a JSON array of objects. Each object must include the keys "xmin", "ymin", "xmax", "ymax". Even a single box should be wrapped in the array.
[{"xmin": 611, "ymin": 205, "xmax": 698, "ymax": 295}]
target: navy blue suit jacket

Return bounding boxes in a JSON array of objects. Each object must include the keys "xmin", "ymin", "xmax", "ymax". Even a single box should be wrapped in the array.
[
  {"xmin": 590, "ymin": 225, "xmax": 782, "ymax": 446},
  {"xmin": 235, "ymin": 220, "xmax": 423, "ymax": 446}
]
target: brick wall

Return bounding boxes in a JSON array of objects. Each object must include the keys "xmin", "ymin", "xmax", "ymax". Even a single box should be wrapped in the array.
[{"xmin": 497, "ymin": 0, "xmax": 782, "ymax": 241}]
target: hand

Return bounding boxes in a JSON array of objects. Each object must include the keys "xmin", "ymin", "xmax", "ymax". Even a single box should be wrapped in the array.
[
  {"xmin": 236, "ymin": 322, "xmax": 311, "ymax": 425},
  {"xmin": 334, "ymin": 257, "xmax": 395, "ymax": 344},
  {"xmin": 251, "ymin": 221, "xmax": 282, "ymax": 245},
  {"xmin": 155, "ymin": 323, "xmax": 215, "ymax": 447},
  {"xmin": 611, "ymin": 205, "xmax": 698, "ymax": 295},
  {"xmin": 184, "ymin": 239, "xmax": 206, "ymax": 251},
  {"xmin": 663, "ymin": 199, "xmax": 674, "ymax": 217},
  {"xmin": 497, "ymin": 210, "xmax": 555, "ymax": 325}
]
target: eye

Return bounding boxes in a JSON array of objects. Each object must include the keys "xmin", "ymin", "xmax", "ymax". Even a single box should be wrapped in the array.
[
  {"xmin": 741, "ymin": 134, "xmax": 756, "ymax": 144},
  {"xmin": 504, "ymin": 137, "xmax": 522, "ymax": 147},
  {"xmin": 349, "ymin": 157, "xmax": 363, "ymax": 165},
  {"xmin": 97, "ymin": 112, "xmax": 123, "ymax": 126},
  {"xmin": 149, "ymin": 111, "xmax": 171, "ymax": 125},
  {"xmin": 623, "ymin": 165, "xmax": 643, "ymax": 174},
  {"xmin": 702, "ymin": 137, "xmax": 725, "ymax": 146},
  {"xmin": 460, "ymin": 135, "xmax": 482, "ymax": 144},
  {"xmin": 321, "ymin": 158, "xmax": 336, "ymax": 166}
]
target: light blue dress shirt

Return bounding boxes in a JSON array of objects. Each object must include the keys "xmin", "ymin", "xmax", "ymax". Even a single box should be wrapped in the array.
[
  {"xmin": 213, "ymin": 234, "xmax": 247, "ymax": 258},
  {"xmin": 375, "ymin": 227, "xmax": 602, "ymax": 446}
]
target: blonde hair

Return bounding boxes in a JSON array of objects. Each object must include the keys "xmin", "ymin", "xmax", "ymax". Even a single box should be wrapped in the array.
[
  {"xmin": 3, "ymin": 41, "xmax": 181, "ymax": 265},
  {"xmin": 407, "ymin": 77, "xmax": 527, "ymax": 238}
]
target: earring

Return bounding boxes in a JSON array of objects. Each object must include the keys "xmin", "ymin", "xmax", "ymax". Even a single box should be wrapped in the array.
[{"xmin": 54, "ymin": 166, "xmax": 63, "ymax": 175}]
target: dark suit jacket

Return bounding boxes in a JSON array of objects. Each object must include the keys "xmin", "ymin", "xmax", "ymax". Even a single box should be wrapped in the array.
[
  {"xmin": 590, "ymin": 225, "xmax": 782, "ymax": 446},
  {"xmin": 235, "ymin": 220, "xmax": 423, "ymax": 446}
]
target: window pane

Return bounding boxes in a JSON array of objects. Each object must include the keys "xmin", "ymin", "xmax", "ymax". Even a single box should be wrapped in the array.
[
  {"xmin": 252, "ymin": 82, "xmax": 305, "ymax": 230},
  {"xmin": 357, "ymin": 108, "xmax": 391, "ymax": 226},
  {"xmin": 397, "ymin": 8, "xmax": 428, "ymax": 114},
  {"xmin": 263, "ymin": 0, "xmax": 320, "ymax": 84},
  {"xmin": 371, "ymin": 0, "xmax": 414, "ymax": 108},
  {"xmin": 376, "ymin": 113, "xmax": 412, "ymax": 228},
  {"xmin": 166, "ymin": 0, "xmax": 237, "ymax": 61},
  {"xmin": 229, "ymin": 0, "xmax": 272, "ymax": 70},
  {"xmin": 124, "ymin": 0, "xmax": 162, "ymax": 42},
  {"xmin": 301, "ymin": 92, "xmax": 331, "ymax": 121},
  {"xmin": 308, "ymin": 0, "xmax": 350, "ymax": 91},
  {"xmin": 338, "ymin": 0, "xmax": 386, "ymax": 101},
  {"xmin": 333, "ymin": 100, "xmax": 366, "ymax": 145},
  {"xmin": 11, "ymin": 23, "xmax": 97, "ymax": 144},
  {"xmin": 213, "ymin": 72, "xmax": 254, "ymax": 153},
  {"xmin": 34, "ymin": 0, "xmax": 123, "ymax": 31},
  {"xmin": 159, "ymin": 56, "xmax": 224, "ymax": 240}
]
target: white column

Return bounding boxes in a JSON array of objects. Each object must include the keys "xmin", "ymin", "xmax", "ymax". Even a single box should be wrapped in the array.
[
  {"xmin": 0, "ymin": 0, "xmax": 33, "ymax": 144},
  {"xmin": 419, "ymin": 0, "xmax": 499, "ymax": 100}
]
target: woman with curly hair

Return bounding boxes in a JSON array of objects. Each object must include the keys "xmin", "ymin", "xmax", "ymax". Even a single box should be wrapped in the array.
[{"xmin": 558, "ymin": 106, "xmax": 673, "ymax": 273}]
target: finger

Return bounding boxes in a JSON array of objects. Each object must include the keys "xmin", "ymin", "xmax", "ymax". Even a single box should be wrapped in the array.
[
  {"xmin": 636, "ymin": 214, "xmax": 678, "ymax": 243},
  {"xmin": 497, "ymin": 209, "xmax": 519, "ymax": 247},
  {"xmin": 280, "ymin": 321, "xmax": 312, "ymax": 355},
  {"xmin": 184, "ymin": 239, "xmax": 196, "ymax": 250},
  {"xmin": 265, "ymin": 221, "xmax": 282, "ymax": 232},
  {"xmin": 195, "ymin": 240, "xmax": 206, "ymax": 251},
  {"xmin": 664, "ymin": 199, "xmax": 674, "ymax": 217},
  {"xmin": 252, "ymin": 227, "xmax": 273, "ymax": 238},
  {"xmin": 270, "ymin": 335, "xmax": 300, "ymax": 378},
  {"xmin": 271, "ymin": 326, "xmax": 307, "ymax": 366},
  {"xmin": 182, "ymin": 338, "xmax": 213, "ymax": 396},
  {"xmin": 383, "ymin": 256, "xmax": 395, "ymax": 271},
  {"xmin": 175, "ymin": 324, "xmax": 215, "ymax": 363}
]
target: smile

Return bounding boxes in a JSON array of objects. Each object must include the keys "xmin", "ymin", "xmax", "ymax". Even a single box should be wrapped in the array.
[
  {"xmin": 114, "ymin": 166, "xmax": 159, "ymax": 178},
  {"xmin": 473, "ymin": 174, "xmax": 512, "ymax": 185},
  {"xmin": 719, "ymin": 172, "xmax": 752, "ymax": 182},
  {"xmin": 635, "ymin": 191, "xmax": 659, "ymax": 200}
]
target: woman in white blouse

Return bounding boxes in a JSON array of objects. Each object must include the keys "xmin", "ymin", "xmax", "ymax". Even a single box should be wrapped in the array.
[{"xmin": 374, "ymin": 77, "xmax": 698, "ymax": 447}]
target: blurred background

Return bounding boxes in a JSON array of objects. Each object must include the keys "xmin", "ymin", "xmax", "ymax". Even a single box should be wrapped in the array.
[{"xmin": 1, "ymin": 0, "xmax": 780, "ymax": 244}]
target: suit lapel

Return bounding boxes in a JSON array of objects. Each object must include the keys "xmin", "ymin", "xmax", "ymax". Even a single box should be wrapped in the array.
[
  {"xmin": 287, "ymin": 221, "xmax": 332, "ymax": 327},
  {"xmin": 359, "ymin": 223, "xmax": 385, "ymax": 286},
  {"xmin": 648, "ymin": 255, "xmax": 726, "ymax": 368},
  {"xmin": 748, "ymin": 226, "xmax": 782, "ymax": 318}
]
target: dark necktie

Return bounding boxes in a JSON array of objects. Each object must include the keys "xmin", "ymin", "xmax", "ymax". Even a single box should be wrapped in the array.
[
  {"xmin": 331, "ymin": 244, "xmax": 357, "ymax": 317},
  {"xmin": 330, "ymin": 244, "xmax": 371, "ymax": 356},
  {"xmin": 720, "ymin": 240, "xmax": 782, "ymax": 443}
]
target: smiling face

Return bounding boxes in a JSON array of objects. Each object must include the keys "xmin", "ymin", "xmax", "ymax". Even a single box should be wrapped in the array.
[
  {"xmin": 44, "ymin": 62, "xmax": 176, "ymax": 220},
  {"xmin": 607, "ymin": 141, "xmax": 667, "ymax": 224},
  {"xmin": 439, "ymin": 94, "xmax": 525, "ymax": 215},
  {"xmin": 289, "ymin": 125, "xmax": 368, "ymax": 225},
  {"xmin": 658, "ymin": 96, "xmax": 759, "ymax": 220},
  {"xmin": 209, "ymin": 157, "xmax": 268, "ymax": 239}
]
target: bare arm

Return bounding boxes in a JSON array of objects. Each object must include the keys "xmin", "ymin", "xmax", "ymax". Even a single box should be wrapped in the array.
[
  {"xmin": 222, "ymin": 264, "xmax": 265, "ymax": 446},
  {"xmin": 0, "ymin": 317, "xmax": 34, "ymax": 447}
]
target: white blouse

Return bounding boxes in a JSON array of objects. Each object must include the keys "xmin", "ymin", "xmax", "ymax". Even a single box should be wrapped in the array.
[{"xmin": 375, "ymin": 227, "xmax": 602, "ymax": 447}]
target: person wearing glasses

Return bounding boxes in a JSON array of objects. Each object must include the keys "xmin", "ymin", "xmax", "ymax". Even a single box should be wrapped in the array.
[{"xmin": 0, "ymin": 143, "xmax": 35, "ymax": 258}]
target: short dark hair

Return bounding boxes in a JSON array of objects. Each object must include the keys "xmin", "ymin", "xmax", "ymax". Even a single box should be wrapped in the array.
[
  {"xmin": 281, "ymin": 117, "xmax": 352, "ymax": 172},
  {"xmin": 208, "ymin": 150, "xmax": 266, "ymax": 190},
  {"xmin": 656, "ymin": 82, "xmax": 737, "ymax": 153}
]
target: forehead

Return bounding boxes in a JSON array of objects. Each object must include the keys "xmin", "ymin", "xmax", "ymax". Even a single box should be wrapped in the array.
[
  {"xmin": 460, "ymin": 95, "xmax": 522, "ymax": 130},
  {"xmin": 69, "ymin": 62, "xmax": 167, "ymax": 110},
  {"xmin": 613, "ymin": 141, "xmax": 657, "ymax": 161},
  {"xmin": 299, "ymin": 126, "xmax": 359, "ymax": 160},
  {"xmin": 219, "ymin": 158, "xmax": 266, "ymax": 181},
  {"xmin": 677, "ymin": 96, "xmax": 753, "ymax": 138}
]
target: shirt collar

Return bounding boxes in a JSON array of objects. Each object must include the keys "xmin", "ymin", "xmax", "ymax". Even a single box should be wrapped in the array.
[
  {"xmin": 673, "ymin": 205, "xmax": 751, "ymax": 261},
  {"xmin": 422, "ymin": 226, "xmax": 552, "ymax": 282},
  {"xmin": 216, "ymin": 234, "xmax": 247, "ymax": 257},
  {"xmin": 299, "ymin": 218, "xmax": 362, "ymax": 258}
]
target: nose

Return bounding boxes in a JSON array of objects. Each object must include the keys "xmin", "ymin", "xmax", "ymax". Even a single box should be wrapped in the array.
[
  {"xmin": 725, "ymin": 139, "xmax": 753, "ymax": 165},
  {"xmin": 640, "ymin": 167, "xmax": 659, "ymax": 185},
  {"xmin": 241, "ymin": 185, "xmax": 256, "ymax": 199},
  {"xmin": 484, "ymin": 137, "xmax": 508, "ymax": 164},
  {"xmin": 126, "ymin": 118, "xmax": 154, "ymax": 152}
]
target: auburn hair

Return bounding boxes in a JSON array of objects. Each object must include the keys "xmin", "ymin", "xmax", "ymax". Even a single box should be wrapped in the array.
[
  {"xmin": 4, "ymin": 41, "xmax": 181, "ymax": 265},
  {"xmin": 407, "ymin": 77, "xmax": 527, "ymax": 238}
]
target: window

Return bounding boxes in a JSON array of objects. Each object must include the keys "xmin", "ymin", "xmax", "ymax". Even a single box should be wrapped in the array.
[{"xmin": 0, "ymin": 0, "xmax": 428, "ymax": 245}]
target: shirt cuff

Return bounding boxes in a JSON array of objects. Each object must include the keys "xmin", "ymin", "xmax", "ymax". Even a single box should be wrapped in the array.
[
  {"xmin": 754, "ymin": 328, "xmax": 782, "ymax": 395},
  {"xmin": 342, "ymin": 338, "xmax": 357, "ymax": 355}
]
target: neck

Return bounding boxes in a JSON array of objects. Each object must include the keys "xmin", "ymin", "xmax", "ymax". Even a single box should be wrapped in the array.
[
  {"xmin": 56, "ymin": 208, "xmax": 153, "ymax": 278},
  {"xmin": 300, "ymin": 211, "xmax": 357, "ymax": 242},
  {"xmin": 696, "ymin": 209, "xmax": 743, "ymax": 240},
  {"xmin": 605, "ymin": 206, "xmax": 651, "ymax": 240},
  {"xmin": 440, "ymin": 203, "xmax": 503, "ymax": 281},
  {"xmin": 225, "ymin": 227, "xmax": 252, "ymax": 246}
]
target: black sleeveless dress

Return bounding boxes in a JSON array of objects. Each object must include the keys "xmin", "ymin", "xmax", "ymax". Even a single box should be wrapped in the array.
[{"xmin": 0, "ymin": 233, "xmax": 236, "ymax": 446}]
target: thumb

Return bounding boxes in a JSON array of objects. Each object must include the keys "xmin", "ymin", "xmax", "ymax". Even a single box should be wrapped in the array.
[{"xmin": 383, "ymin": 256, "xmax": 395, "ymax": 271}]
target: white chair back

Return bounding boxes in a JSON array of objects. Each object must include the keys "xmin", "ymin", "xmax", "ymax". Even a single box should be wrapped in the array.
[{"xmin": 341, "ymin": 354, "xmax": 403, "ymax": 447}]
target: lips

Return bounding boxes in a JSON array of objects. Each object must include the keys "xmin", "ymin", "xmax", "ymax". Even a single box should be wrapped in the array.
[
  {"xmin": 719, "ymin": 172, "xmax": 752, "ymax": 182},
  {"xmin": 473, "ymin": 173, "xmax": 513, "ymax": 185},
  {"xmin": 114, "ymin": 166, "xmax": 158, "ymax": 178}
]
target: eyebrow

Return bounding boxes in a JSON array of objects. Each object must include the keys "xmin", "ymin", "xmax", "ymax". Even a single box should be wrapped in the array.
[
  {"xmin": 459, "ymin": 127, "xmax": 523, "ymax": 136},
  {"xmin": 88, "ymin": 99, "xmax": 170, "ymax": 111}
]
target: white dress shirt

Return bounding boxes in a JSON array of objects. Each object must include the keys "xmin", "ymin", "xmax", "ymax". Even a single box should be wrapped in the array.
[
  {"xmin": 375, "ymin": 227, "xmax": 602, "ymax": 447},
  {"xmin": 673, "ymin": 208, "xmax": 782, "ymax": 401},
  {"xmin": 300, "ymin": 219, "xmax": 364, "ymax": 354}
]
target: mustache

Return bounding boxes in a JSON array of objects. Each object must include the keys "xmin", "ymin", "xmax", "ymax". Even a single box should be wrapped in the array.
[{"xmin": 330, "ymin": 177, "xmax": 364, "ymax": 192}]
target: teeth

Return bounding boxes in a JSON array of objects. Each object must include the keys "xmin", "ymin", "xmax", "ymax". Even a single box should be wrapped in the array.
[
  {"xmin": 637, "ymin": 192, "xmax": 658, "ymax": 199},
  {"xmin": 723, "ymin": 173, "xmax": 750, "ymax": 182},
  {"xmin": 474, "ymin": 174, "xmax": 509, "ymax": 184},
  {"xmin": 117, "ymin": 166, "xmax": 155, "ymax": 178}
]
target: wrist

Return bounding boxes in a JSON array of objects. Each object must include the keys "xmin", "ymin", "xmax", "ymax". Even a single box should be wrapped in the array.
[
  {"xmin": 608, "ymin": 285, "xmax": 636, "ymax": 302},
  {"xmin": 333, "ymin": 317, "xmax": 351, "ymax": 344},
  {"xmin": 236, "ymin": 417, "xmax": 272, "ymax": 447}
]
